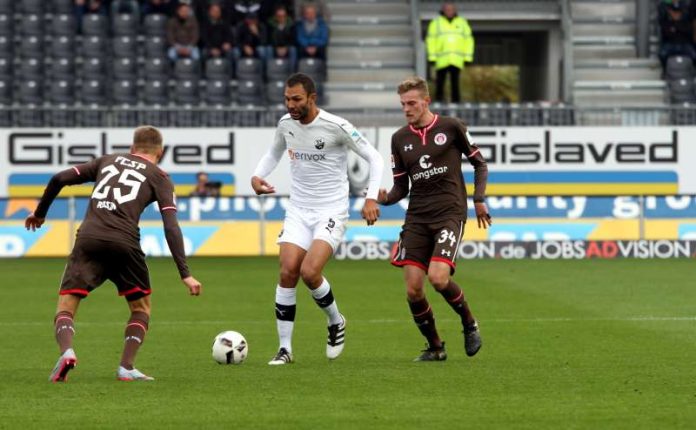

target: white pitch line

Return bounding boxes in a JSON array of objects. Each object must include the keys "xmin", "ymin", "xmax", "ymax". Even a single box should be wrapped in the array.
[{"xmin": 1, "ymin": 316, "xmax": 695, "ymax": 327}]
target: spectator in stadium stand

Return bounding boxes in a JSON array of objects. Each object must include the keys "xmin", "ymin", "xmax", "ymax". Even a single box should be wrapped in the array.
[
  {"xmin": 426, "ymin": 2, "xmax": 474, "ymax": 104},
  {"xmin": 267, "ymin": 4, "xmax": 296, "ymax": 69},
  {"xmin": 201, "ymin": 2, "xmax": 235, "ymax": 60},
  {"xmin": 659, "ymin": 0, "xmax": 696, "ymax": 71},
  {"xmin": 166, "ymin": 1, "xmax": 201, "ymax": 61},
  {"xmin": 142, "ymin": 0, "xmax": 175, "ymax": 16},
  {"xmin": 111, "ymin": 0, "xmax": 141, "ymax": 21},
  {"xmin": 189, "ymin": 172, "xmax": 221, "ymax": 197},
  {"xmin": 75, "ymin": 0, "xmax": 108, "ymax": 32},
  {"xmin": 295, "ymin": 0, "xmax": 329, "ymax": 21},
  {"xmin": 234, "ymin": 11, "xmax": 268, "ymax": 59},
  {"xmin": 296, "ymin": 3, "xmax": 328, "ymax": 60}
]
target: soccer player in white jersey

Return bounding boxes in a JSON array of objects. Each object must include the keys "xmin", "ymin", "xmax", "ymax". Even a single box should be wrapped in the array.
[{"xmin": 251, "ymin": 73, "xmax": 384, "ymax": 365}]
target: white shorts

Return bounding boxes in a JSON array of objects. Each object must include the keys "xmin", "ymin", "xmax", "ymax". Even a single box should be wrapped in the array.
[{"xmin": 277, "ymin": 204, "xmax": 348, "ymax": 252}]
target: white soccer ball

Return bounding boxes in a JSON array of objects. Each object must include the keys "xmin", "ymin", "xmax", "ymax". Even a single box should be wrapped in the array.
[{"xmin": 212, "ymin": 331, "xmax": 248, "ymax": 365}]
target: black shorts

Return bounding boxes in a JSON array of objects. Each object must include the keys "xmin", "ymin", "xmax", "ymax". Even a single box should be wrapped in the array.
[
  {"xmin": 59, "ymin": 236, "xmax": 151, "ymax": 301},
  {"xmin": 391, "ymin": 219, "xmax": 465, "ymax": 274}
]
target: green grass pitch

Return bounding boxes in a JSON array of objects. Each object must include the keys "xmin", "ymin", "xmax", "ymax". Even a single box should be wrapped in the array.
[{"xmin": 0, "ymin": 257, "xmax": 694, "ymax": 429}]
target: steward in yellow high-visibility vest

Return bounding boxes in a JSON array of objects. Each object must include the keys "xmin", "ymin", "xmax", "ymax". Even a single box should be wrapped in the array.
[{"xmin": 426, "ymin": 2, "xmax": 474, "ymax": 103}]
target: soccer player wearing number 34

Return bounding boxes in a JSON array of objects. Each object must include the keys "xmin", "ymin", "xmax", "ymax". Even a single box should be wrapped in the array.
[
  {"xmin": 378, "ymin": 77, "xmax": 492, "ymax": 361},
  {"xmin": 251, "ymin": 73, "xmax": 384, "ymax": 365},
  {"xmin": 25, "ymin": 126, "xmax": 203, "ymax": 382}
]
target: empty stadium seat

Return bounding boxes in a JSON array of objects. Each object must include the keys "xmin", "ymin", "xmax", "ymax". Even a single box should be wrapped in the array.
[
  {"xmin": 53, "ymin": 0, "xmax": 75, "ymax": 15},
  {"xmin": 112, "ymin": 79, "xmax": 138, "ymax": 105},
  {"xmin": 144, "ymin": 36, "xmax": 167, "ymax": 58},
  {"xmin": 19, "ymin": 36, "xmax": 43, "ymax": 58},
  {"xmin": 82, "ymin": 14, "xmax": 108, "ymax": 36},
  {"xmin": 666, "ymin": 56, "xmax": 694, "ymax": 80},
  {"xmin": 0, "ymin": 57, "xmax": 11, "ymax": 79},
  {"xmin": 0, "ymin": 0, "xmax": 12, "ymax": 14},
  {"xmin": 18, "ymin": 79, "xmax": 43, "ymax": 104},
  {"xmin": 236, "ymin": 57, "xmax": 262, "ymax": 81},
  {"xmin": 297, "ymin": 58, "xmax": 326, "ymax": 82},
  {"xmin": 510, "ymin": 102, "xmax": 543, "ymax": 126},
  {"xmin": 0, "ymin": 36, "xmax": 12, "ymax": 59},
  {"xmin": 143, "ymin": 79, "xmax": 169, "ymax": 105},
  {"xmin": 205, "ymin": 79, "xmax": 231, "ymax": 105},
  {"xmin": 175, "ymin": 79, "xmax": 200, "ymax": 105},
  {"xmin": 237, "ymin": 79, "xmax": 263, "ymax": 105},
  {"xmin": 0, "ymin": 14, "xmax": 12, "ymax": 36},
  {"xmin": 49, "ymin": 80, "xmax": 75, "ymax": 105},
  {"xmin": 113, "ymin": 36, "xmax": 137, "ymax": 59},
  {"xmin": 50, "ymin": 57, "xmax": 75, "ymax": 81},
  {"xmin": 144, "ymin": 14, "xmax": 167, "ymax": 37},
  {"xmin": 113, "ymin": 57, "xmax": 137, "ymax": 80},
  {"xmin": 19, "ymin": 58, "xmax": 43, "ymax": 80},
  {"xmin": 144, "ymin": 57, "xmax": 169, "ymax": 80},
  {"xmin": 21, "ymin": 0, "xmax": 44, "ymax": 14},
  {"xmin": 266, "ymin": 58, "xmax": 292, "ymax": 82},
  {"xmin": 82, "ymin": 36, "xmax": 108, "ymax": 59},
  {"xmin": 0, "ymin": 78, "xmax": 11, "ymax": 105},
  {"xmin": 205, "ymin": 58, "xmax": 231, "ymax": 80},
  {"xmin": 669, "ymin": 78, "xmax": 696, "ymax": 103},
  {"xmin": 51, "ymin": 36, "xmax": 75, "ymax": 58},
  {"xmin": 51, "ymin": 14, "xmax": 77, "ymax": 37},
  {"xmin": 175, "ymin": 58, "xmax": 201, "ymax": 80},
  {"xmin": 266, "ymin": 80, "xmax": 285, "ymax": 105},
  {"xmin": 82, "ymin": 57, "xmax": 106, "ymax": 80},
  {"xmin": 80, "ymin": 79, "xmax": 107, "ymax": 105},
  {"xmin": 113, "ymin": 13, "xmax": 138, "ymax": 37},
  {"xmin": 20, "ymin": 14, "xmax": 43, "ymax": 36}
]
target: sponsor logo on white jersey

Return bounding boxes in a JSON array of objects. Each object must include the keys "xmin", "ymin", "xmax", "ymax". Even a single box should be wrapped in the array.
[{"xmin": 287, "ymin": 149, "xmax": 326, "ymax": 161}]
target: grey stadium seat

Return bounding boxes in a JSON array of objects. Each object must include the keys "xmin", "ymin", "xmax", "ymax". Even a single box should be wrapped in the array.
[
  {"xmin": 0, "ymin": 0, "xmax": 12, "ymax": 14},
  {"xmin": 205, "ymin": 57, "xmax": 231, "ymax": 80},
  {"xmin": 50, "ymin": 57, "xmax": 75, "ymax": 81},
  {"xmin": 237, "ymin": 79, "xmax": 263, "ymax": 105},
  {"xmin": 0, "ymin": 79, "xmax": 11, "ymax": 105},
  {"xmin": 51, "ymin": 14, "xmax": 77, "ymax": 37},
  {"xmin": 113, "ymin": 36, "xmax": 137, "ymax": 59},
  {"xmin": 174, "ymin": 79, "xmax": 200, "ymax": 105},
  {"xmin": 82, "ymin": 36, "xmax": 108, "ymax": 59},
  {"xmin": 666, "ymin": 56, "xmax": 694, "ymax": 80},
  {"xmin": 205, "ymin": 79, "xmax": 231, "ymax": 105},
  {"xmin": 0, "ymin": 57, "xmax": 11, "ymax": 79},
  {"xmin": 20, "ymin": 14, "xmax": 43, "ymax": 36},
  {"xmin": 82, "ymin": 14, "xmax": 108, "ymax": 36},
  {"xmin": 144, "ymin": 14, "xmax": 167, "ymax": 37},
  {"xmin": 113, "ymin": 13, "xmax": 138, "ymax": 37},
  {"xmin": 82, "ymin": 57, "xmax": 106, "ymax": 80},
  {"xmin": 18, "ymin": 79, "xmax": 43, "ymax": 104},
  {"xmin": 144, "ymin": 57, "xmax": 169, "ymax": 80},
  {"xmin": 0, "ymin": 36, "xmax": 12, "ymax": 59},
  {"xmin": 51, "ymin": 36, "xmax": 75, "ymax": 58},
  {"xmin": 266, "ymin": 80, "xmax": 285, "ymax": 105},
  {"xmin": 19, "ymin": 36, "xmax": 44, "ymax": 59},
  {"xmin": 53, "ymin": 0, "xmax": 75, "ymax": 14},
  {"xmin": 297, "ymin": 58, "xmax": 326, "ymax": 82},
  {"xmin": 143, "ymin": 79, "xmax": 169, "ymax": 105},
  {"xmin": 19, "ymin": 58, "xmax": 43, "ymax": 80},
  {"xmin": 236, "ymin": 57, "xmax": 262, "ymax": 81},
  {"xmin": 79, "ymin": 79, "xmax": 107, "ymax": 105},
  {"xmin": 21, "ymin": 0, "xmax": 44, "ymax": 14},
  {"xmin": 669, "ymin": 78, "xmax": 696, "ymax": 103},
  {"xmin": 112, "ymin": 79, "xmax": 138, "ymax": 105},
  {"xmin": 113, "ymin": 57, "xmax": 137, "ymax": 80},
  {"xmin": 49, "ymin": 80, "xmax": 75, "ymax": 105},
  {"xmin": 175, "ymin": 58, "xmax": 201, "ymax": 80},
  {"xmin": 0, "ymin": 14, "xmax": 12, "ymax": 36},
  {"xmin": 144, "ymin": 36, "xmax": 167, "ymax": 58},
  {"xmin": 266, "ymin": 58, "xmax": 291, "ymax": 81}
]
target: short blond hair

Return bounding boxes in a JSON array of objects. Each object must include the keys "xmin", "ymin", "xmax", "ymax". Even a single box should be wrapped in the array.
[
  {"xmin": 397, "ymin": 76, "xmax": 430, "ymax": 97},
  {"xmin": 132, "ymin": 125, "xmax": 163, "ymax": 154}
]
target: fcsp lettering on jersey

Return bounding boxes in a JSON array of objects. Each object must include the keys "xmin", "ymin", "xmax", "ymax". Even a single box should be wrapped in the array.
[
  {"xmin": 115, "ymin": 156, "xmax": 146, "ymax": 170},
  {"xmin": 7, "ymin": 132, "xmax": 236, "ymax": 165}
]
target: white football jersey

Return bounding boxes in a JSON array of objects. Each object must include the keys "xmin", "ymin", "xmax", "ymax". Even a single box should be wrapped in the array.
[{"xmin": 253, "ymin": 109, "xmax": 383, "ymax": 211}]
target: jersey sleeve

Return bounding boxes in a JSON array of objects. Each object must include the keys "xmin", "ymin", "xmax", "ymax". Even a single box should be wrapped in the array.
[
  {"xmin": 340, "ymin": 121, "xmax": 383, "ymax": 200},
  {"xmin": 34, "ymin": 158, "xmax": 102, "ymax": 218},
  {"xmin": 154, "ymin": 173, "xmax": 190, "ymax": 278},
  {"xmin": 154, "ymin": 173, "xmax": 178, "ymax": 212},
  {"xmin": 253, "ymin": 125, "xmax": 286, "ymax": 178},
  {"xmin": 383, "ymin": 134, "xmax": 409, "ymax": 205},
  {"xmin": 454, "ymin": 120, "xmax": 488, "ymax": 202}
]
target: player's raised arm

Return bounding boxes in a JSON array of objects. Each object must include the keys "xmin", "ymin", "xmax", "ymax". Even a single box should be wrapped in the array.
[
  {"xmin": 251, "ymin": 125, "xmax": 287, "ymax": 195},
  {"xmin": 26, "ymin": 162, "xmax": 98, "ymax": 231}
]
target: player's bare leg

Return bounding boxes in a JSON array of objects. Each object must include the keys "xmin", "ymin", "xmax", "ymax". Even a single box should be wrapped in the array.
[
  {"xmin": 429, "ymin": 261, "xmax": 481, "ymax": 357},
  {"xmin": 269, "ymin": 243, "xmax": 305, "ymax": 365},
  {"xmin": 301, "ymin": 240, "xmax": 345, "ymax": 360},
  {"xmin": 49, "ymin": 294, "xmax": 81, "ymax": 382},
  {"xmin": 117, "ymin": 295, "xmax": 154, "ymax": 381},
  {"xmin": 405, "ymin": 265, "xmax": 446, "ymax": 361}
]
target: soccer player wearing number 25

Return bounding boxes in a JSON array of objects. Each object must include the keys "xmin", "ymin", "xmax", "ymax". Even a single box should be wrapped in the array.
[
  {"xmin": 252, "ymin": 73, "xmax": 384, "ymax": 365},
  {"xmin": 378, "ymin": 77, "xmax": 492, "ymax": 361},
  {"xmin": 25, "ymin": 126, "xmax": 203, "ymax": 382}
]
